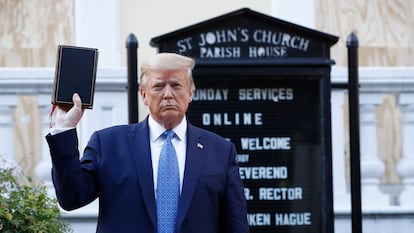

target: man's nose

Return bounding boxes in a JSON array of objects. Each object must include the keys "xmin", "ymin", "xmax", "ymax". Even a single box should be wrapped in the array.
[{"xmin": 163, "ymin": 85, "xmax": 173, "ymax": 98}]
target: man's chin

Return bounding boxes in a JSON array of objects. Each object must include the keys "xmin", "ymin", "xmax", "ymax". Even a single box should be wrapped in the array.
[{"xmin": 160, "ymin": 111, "xmax": 181, "ymax": 120}]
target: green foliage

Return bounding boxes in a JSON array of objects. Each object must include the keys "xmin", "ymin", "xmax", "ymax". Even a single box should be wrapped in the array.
[{"xmin": 0, "ymin": 158, "xmax": 72, "ymax": 233}]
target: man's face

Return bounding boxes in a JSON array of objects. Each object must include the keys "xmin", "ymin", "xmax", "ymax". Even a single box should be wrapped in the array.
[{"xmin": 140, "ymin": 69, "xmax": 193, "ymax": 129}]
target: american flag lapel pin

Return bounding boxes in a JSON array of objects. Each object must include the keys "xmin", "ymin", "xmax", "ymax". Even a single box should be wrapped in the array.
[{"xmin": 197, "ymin": 142, "xmax": 204, "ymax": 149}]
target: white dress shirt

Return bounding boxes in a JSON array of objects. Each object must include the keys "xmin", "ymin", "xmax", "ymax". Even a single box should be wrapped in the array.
[{"xmin": 148, "ymin": 115, "xmax": 187, "ymax": 195}]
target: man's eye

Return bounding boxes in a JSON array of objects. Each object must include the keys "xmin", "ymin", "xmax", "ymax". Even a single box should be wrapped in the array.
[
  {"xmin": 152, "ymin": 85, "xmax": 163, "ymax": 91},
  {"xmin": 173, "ymin": 83, "xmax": 183, "ymax": 89}
]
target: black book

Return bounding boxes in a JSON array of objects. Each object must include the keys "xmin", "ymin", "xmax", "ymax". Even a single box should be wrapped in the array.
[{"xmin": 52, "ymin": 45, "xmax": 99, "ymax": 109}]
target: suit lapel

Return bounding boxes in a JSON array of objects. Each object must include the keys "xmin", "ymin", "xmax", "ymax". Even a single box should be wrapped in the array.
[
  {"xmin": 128, "ymin": 119, "xmax": 157, "ymax": 228},
  {"xmin": 176, "ymin": 124, "xmax": 205, "ymax": 229}
]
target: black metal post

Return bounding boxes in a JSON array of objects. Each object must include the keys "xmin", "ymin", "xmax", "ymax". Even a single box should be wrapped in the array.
[
  {"xmin": 347, "ymin": 32, "xmax": 362, "ymax": 233},
  {"xmin": 126, "ymin": 33, "xmax": 139, "ymax": 124}
]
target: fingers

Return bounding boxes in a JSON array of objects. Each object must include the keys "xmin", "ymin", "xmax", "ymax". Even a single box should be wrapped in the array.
[{"xmin": 54, "ymin": 93, "xmax": 85, "ymax": 128}]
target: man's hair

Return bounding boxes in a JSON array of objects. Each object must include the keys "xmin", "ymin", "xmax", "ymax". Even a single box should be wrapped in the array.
[{"xmin": 140, "ymin": 52, "xmax": 196, "ymax": 91}]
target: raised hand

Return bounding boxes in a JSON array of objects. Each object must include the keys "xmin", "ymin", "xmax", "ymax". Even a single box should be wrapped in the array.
[{"xmin": 55, "ymin": 93, "xmax": 85, "ymax": 128}]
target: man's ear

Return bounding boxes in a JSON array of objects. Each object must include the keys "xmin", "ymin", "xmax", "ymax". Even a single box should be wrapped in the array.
[
  {"xmin": 140, "ymin": 89, "xmax": 148, "ymax": 105},
  {"xmin": 188, "ymin": 90, "xmax": 193, "ymax": 103}
]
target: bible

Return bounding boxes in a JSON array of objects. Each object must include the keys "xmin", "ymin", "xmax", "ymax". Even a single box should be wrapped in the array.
[{"xmin": 52, "ymin": 45, "xmax": 99, "ymax": 109}]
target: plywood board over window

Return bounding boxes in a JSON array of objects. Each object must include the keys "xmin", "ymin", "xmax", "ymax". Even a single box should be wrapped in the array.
[
  {"xmin": 0, "ymin": 0, "xmax": 73, "ymax": 67},
  {"xmin": 316, "ymin": 0, "xmax": 414, "ymax": 67}
]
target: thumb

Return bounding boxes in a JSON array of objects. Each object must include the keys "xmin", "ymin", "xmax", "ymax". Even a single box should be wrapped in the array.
[
  {"xmin": 54, "ymin": 93, "xmax": 84, "ymax": 128},
  {"xmin": 62, "ymin": 93, "xmax": 84, "ymax": 128},
  {"xmin": 73, "ymin": 93, "xmax": 82, "ymax": 109}
]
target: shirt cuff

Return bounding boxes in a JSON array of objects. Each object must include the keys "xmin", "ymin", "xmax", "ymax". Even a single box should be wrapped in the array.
[{"xmin": 50, "ymin": 127, "xmax": 75, "ymax": 136}]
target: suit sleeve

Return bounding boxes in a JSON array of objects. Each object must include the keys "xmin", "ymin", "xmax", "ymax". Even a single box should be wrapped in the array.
[
  {"xmin": 222, "ymin": 143, "xmax": 250, "ymax": 233},
  {"xmin": 45, "ymin": 128, "xmax": 100, "ymax": 211}
]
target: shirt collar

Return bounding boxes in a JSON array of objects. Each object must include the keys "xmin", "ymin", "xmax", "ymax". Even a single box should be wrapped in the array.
[{"xmin": 148, "ymin": 115, "xmax": 187, "ymax": 143}]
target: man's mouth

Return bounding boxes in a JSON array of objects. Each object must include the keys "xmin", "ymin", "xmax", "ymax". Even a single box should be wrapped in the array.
[{"xmin": 163, "ymin": 104, "xmax": 176, "ymax": 109}]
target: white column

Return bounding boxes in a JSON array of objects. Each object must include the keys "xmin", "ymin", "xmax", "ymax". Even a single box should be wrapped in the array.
[
  {"xmin": 271, "ymin": 0, "xmax": 315, "ymax": 28},
  {"xmin": 397, "ymin": 94, "xmax": 414, "ymax": 207},
  {"xmin": 74, "ymin": 0, "xmax": 120, "ymax": 67},
  {"xmin": 0, "ymin": 105, "xmax": 16, "ymax": 166},
  {"xmin": 359, "ymin": 103, "xmax": 389, "ymax": 207},
  {"xmin": 331, "ymin": 90, "xmax": 350, "ymax": 211},
  {"xmin": 35, "ymin": 104, "xmax": 55, "ymax": 196}
]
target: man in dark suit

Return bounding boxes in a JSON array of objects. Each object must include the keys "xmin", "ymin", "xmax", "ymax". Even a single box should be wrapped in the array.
[{"xmin": 46, "ymin": 53, "xmax": 249, "ymax": 233}]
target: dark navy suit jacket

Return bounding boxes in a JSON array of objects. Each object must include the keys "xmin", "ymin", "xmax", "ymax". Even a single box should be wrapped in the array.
[{"xmin": 46, "ymin": 118, "xmax": 249, "ymax": 233}]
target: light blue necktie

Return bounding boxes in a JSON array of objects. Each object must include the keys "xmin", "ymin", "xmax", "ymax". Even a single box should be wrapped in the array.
[{"xmin": 157, "ymin": 130, "xmax": 180, "ymax": 233}]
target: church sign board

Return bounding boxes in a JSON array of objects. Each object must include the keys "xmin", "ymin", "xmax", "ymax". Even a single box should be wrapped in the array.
[{"xmin": 150, "ymin": 8, "xmax": 339, "ymax": 233}]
